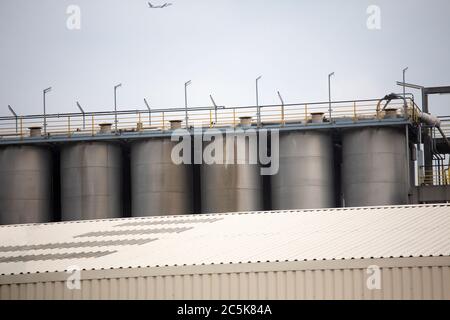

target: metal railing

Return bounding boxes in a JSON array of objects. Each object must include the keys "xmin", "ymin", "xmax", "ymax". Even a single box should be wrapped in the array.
[
  {"xmin": 419, "ymin": 165, "xmax": 450, "ymax": 186},
  {"xmin": 435, "ymin": 117, "xmax": 450, "ymax": 139},
  {"xmin": 0, "ymin": 97, "xmax": 417, "ymax": 140}
]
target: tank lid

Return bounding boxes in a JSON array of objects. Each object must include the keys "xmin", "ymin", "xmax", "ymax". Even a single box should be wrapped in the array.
[
  {"xmin": 169, "ymin": 120, "xmax": 182, "ymax": 130},
  {"xmin": 99, "ymin": 123, "xmax": 112, "ymax": 134},
  {"xmin": 239, "ymin": 116, "xmax": 252, "ymax": 127},
  {"xmin": 28, "ymin": 126, "xmax": 42, "ymax": 137},
  {"xmin": 311, "ymin": 112, "xmax": 324, "ymax": 123},
  {"xmin": 384, "ymin": 108, "xmax": 398, "ymax": 119}
]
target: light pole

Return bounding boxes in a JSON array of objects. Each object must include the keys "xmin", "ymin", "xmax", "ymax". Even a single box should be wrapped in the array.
[
  {"xmin": 184, "ymin": 80, "xmax": 191, "ymax": 128},
  {"xmin": 277, "ymin": 91, "xmax": 285, "ymax": 125},
  {"xmin": 76, "ymin": 101, "xmax": 86, "ymax": 129},
  {"xmin": 144, "ymin": 98, "xmax": 151, "ymax": 126},
  {"xmin": 210, "ymin": 94, "xmax": 218, "ymax": 124},
  {"xmin": 8, "ymin": 105, "xmax": 18, "ymax": 133},
  {"xmin": 402, "ymin": 67, "xmax": 409, "ymax": 98},
  {"xmin": 256, "ymin": 76, "xmax": 262, "ymax": 127},
  {"xmin": 114, "ymin": 83, "xmax": 122, "ymax": 133},
  {"xmin": 328, "ymin": 72, "xmax": 334, "ymax": 122},
  {"xmin": 43, "ymin": 87, "xmax": 52, "ymax": 136}
]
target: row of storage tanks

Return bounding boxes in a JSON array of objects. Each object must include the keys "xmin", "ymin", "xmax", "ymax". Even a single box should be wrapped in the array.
[{"xmin": 0, "ymin": 126, "xmax": 410, "ymax": 225}]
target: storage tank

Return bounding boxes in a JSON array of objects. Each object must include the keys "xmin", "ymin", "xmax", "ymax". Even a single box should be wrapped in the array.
[
  {"xmin": 60, "ymin": 142, "xmax": 123, "ymax": 221},
  {"xmin": 342, "ymin": 127, "xmax": 408, "ymax": 207},
  {"xmin": 0, "ymin": 145, "xmax": 53, "ymax": 225},
  {"xmin": 131, "ymin": 138, "xmax": 193, "ymax": 216},
  {"xmin": 271, "ymin": 131, "xmax": 335, "ymax": 210},
  {"xmin": 201, "ymin": 130, "xmax": 263, "ymax": 213}
]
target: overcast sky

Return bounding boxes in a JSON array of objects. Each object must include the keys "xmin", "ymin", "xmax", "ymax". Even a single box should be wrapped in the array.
[{"xmin": 0, "ymin": 0, "xmax": 449, "ymax": 117}]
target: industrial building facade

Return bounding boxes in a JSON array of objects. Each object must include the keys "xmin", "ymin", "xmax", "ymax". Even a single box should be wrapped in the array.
[{"xmin": 1, "ymin": 204, "xmax": 449, "ymax": 300}]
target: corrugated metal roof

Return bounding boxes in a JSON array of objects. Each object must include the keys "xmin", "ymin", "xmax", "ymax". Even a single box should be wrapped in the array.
[{"xmin": 0, "ymin": 204, "xmax": 449, "ymax": 276}]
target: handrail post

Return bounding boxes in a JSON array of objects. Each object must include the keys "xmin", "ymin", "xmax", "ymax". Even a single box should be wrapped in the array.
[
  {"xmin": 162, "ymin": 112, "xmax": 165, "ymax": 131},
  {"xmin": 68, "ymin": 116, "xmax": 71, "ymax": 137},
  {"xmin": 138, "ymin": 112, "xmax": 141, "ymax": 130},
  {"xmin": 353, "ymin": 101, "xmax": 357, "ymax": 122},
  {"xmin": 209, "ymin": 109, "xmax": 212, "ymax": 128},
  {"xmin": 91, "ymin": 114, "xmax": 94, "ymax": 136},
  {"xmin": 304, "ymin": 104, "xmax": 308, "ymax": 125},
  {"xmin": 20, "ymin": 116, "xmax": 23, "ymax": 140},
  {"xmin": 233, "ymin": 108, "xmax": 236, "ymax": 127}
]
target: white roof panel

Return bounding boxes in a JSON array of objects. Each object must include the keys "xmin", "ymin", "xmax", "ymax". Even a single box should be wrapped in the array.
[{"xmin": 0, "ymin": 204, "xmax": 449, "ymax": 275}]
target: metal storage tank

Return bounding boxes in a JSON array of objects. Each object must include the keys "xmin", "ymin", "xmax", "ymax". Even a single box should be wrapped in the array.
[
  {"xmin": 272, "ymin": 131, "xmax": 335, "ymax": 210},
  {"xmin": 60, "ymin": 142, "xmax": 123, "ymax": 221},
  {"xmin": 0, "ymin": 145, "xmax": 53, "ymax": 225},
  {"xmin": 201, "ymin": 131, "xmax": 263, "ymax": 213},
  {"xmin": 131, "ymin": 138, "xmax": 193, "ymax": 216},
  {"xmin": 342, "ymin": 127, "xmax": 408, "ymax": 207}
]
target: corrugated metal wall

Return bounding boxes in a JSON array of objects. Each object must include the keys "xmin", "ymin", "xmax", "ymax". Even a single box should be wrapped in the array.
[{"xmin": 1, "ymin": 264, "xmax": 449, "ymax": 300}]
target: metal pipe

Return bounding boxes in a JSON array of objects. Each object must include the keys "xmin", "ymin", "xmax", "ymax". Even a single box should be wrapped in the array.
[{"xmin": 0, "ymin": 97, "xmax": 416, "ymax": 122}]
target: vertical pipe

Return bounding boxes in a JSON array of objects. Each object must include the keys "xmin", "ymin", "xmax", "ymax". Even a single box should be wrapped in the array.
[
  {"xmin": 353, "ymin": 101, "xmax": 357, "ymax": 122},
  {"xmin": 162, "ymin": 111, "xmax": 165, "ymax": 131},
  {"xmin": 20, "ymin": 117, "xmax": 23, "ymax": 139},
  {"xmin": 91, "ymin": 114, "xmax": 94, "ymax": 136}
]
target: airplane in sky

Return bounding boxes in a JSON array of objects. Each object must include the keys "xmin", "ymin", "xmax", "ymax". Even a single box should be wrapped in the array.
[{"xmin": 148, "ymin": 2, "xmax": 173, "ymax": 8}]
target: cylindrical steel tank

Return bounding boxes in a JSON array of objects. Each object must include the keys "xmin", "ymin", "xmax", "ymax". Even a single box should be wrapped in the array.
[
  {"xmin": 0, "ymin": 146, "xmax": 53, "ymax": 225},
  {"xmin": 271, "ymin": 131, "xmax": 335, "ymax": 210},
  {"xmin": 131, "ymin": 138, "xmax": 193, "ymax": 216},
  {"xmin": 342, "ymin": 127, "xmax": 408, "ymax": 207},
  {"xmin": 60, "ymin": 142, "xmax": 123, "ymax": 221},
  {"xmin": 201, "ymin": 132, "xmax": 263, "ymax": 213}
]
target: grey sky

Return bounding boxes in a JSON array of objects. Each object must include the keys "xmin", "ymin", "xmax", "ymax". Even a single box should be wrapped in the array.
[{"xmin": 0, "ymin": 0, "xmax": 449, "ymax": 117}]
